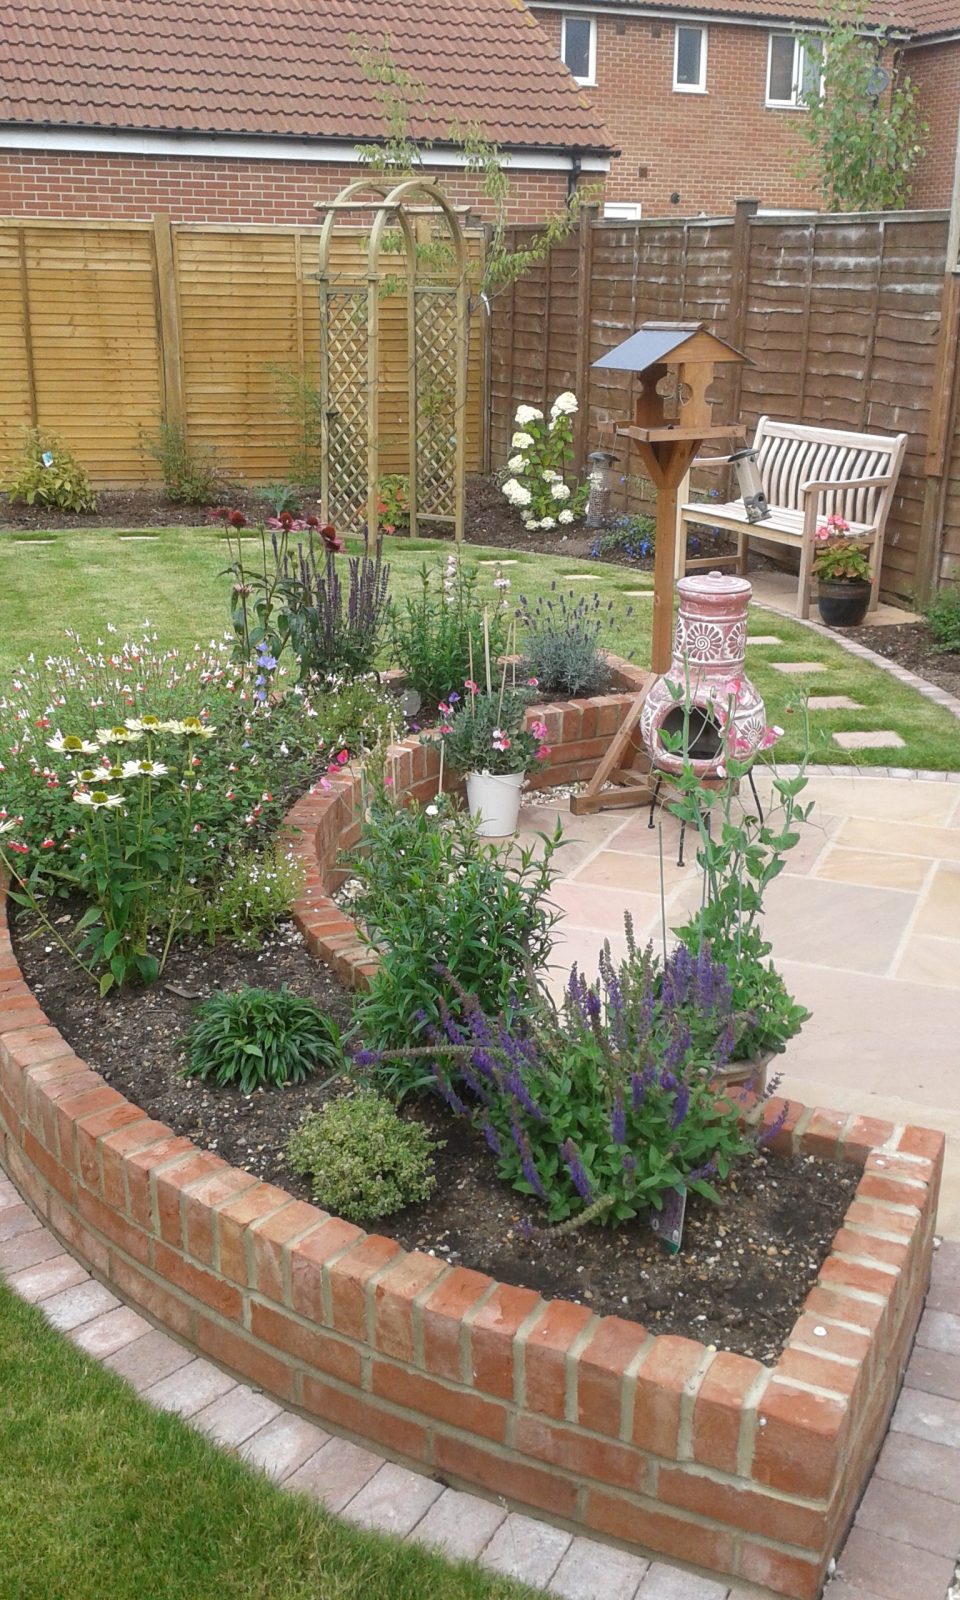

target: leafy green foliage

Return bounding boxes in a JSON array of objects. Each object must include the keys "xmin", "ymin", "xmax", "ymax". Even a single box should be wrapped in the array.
[
  {"xmin": 502, "ymin": 395, "xmax": 588, "ymax": 531},
  {"xmin": 288, "ymin": 1089, "xmax": 439, "ymax": 1222},
  {"xmin": 390, "ymin": 555, "xmax": 510, "ymax": 706},
  {"xmin": 257, "ymin": 482, "xmax": 303, "ymax": 517},
  {"xmin": 360, "ymin": 935, "xmax": 755, "ymax": 1227},
  {"xmin": 589, "ymin": 514, "xmax": 655, "ymax": 561},
  {"xmin": 182, "ymin": 986, "xmax": 343, "ymax": 1092},
  {"xmin": 376, "ymin": 474, "xmax": 410, "ymax": 534},
  {"xmin": 268, "ymin": 365, "xmax": 323, "ymax": 489},
  {"xmin": 518, "ymin": 584, "xmax": 619, "ymax": 698},
  {"xmin": 812, "ymin": 537, "xmax": 872, "ymax": 582},
  {"xmin": 143, "ymin": 421, "xmax": 221, "ymax": 505},
  {"xmin": 4, "ymin": 428, "xmax": 97, "ymax": 513},
  {"xmin": 182, "ymin": 845, "xmax": 304, "ymax": 949},
  {"xmin": 348, "ymin": 793, "xmax": 563, "ymax": 1086},
  {"xmin": 440, "ymin": 688, "xmax": 544, "ymax": 777},
  {"xmin": 796, "ymin": 1, "xmax": 927, "ymax": 211},
  {"xmin": 924, "ymin": 586, "xmax": 960, "ymax": 655}
]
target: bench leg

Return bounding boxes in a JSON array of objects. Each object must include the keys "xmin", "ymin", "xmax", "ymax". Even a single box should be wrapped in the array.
[
  {"xmin": 869, "ymin": 536, "xmax": 883, "ymax": 612},
  {"xmin": 797, "ymin": 535, "xmax": 815, "ymax": 620},
  {"xmin": 737, "ymin": 528, "xmax": 749, "ymax": 575}
]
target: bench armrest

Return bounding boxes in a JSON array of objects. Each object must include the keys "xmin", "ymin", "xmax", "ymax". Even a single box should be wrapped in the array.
[
  {"xmin": 690, "ymin": 454, "xmax": 735, "ymax": 468},
  {"xmin": 800, "ymin": 473, "xmax": 892, "ymax": 495}
]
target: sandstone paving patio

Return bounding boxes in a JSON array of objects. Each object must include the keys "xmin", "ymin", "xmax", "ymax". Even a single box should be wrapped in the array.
[{"xmin": 523, "ymin": 765, "xmax": 960, "ymax": 1238}]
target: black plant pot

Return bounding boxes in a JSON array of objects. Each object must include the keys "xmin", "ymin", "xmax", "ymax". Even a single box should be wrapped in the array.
[{"xmin": 817, "ymin": 577, "xmax": 871, "ymax": 628}]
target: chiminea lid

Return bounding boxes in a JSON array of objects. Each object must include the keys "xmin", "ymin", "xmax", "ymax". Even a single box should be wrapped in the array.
[{"xmin": 677, "ymin": 570, "xmax": 752, "ymax": 600}]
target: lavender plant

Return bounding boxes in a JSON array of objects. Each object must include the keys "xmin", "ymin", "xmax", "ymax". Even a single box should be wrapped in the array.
[
  {"xmin": 517, "ymin": 584, "xmax": 627, "ymax": 698},
  {"xmin": 354, "ymin": 925, "xmax": 764, "ymax": 1226}
]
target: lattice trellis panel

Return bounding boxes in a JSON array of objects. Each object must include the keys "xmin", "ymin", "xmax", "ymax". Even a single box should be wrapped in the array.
[
  {"xmin": 321, "ymin": 289, "xmax": 368, "ymax": 534},
  {"xmin": 414, "ymin": 287, "xmax": 459, "ymax": 523}
]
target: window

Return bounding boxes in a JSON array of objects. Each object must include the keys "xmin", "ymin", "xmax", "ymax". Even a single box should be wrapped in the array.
[
  {"xmin": 767, "ymin": 32, "xmax": 821, "ymax": 108},
  {"xmin": 603, "ymin": 202, "xmax": 643, "ymax": 220},
  {"xmin": 561, "ymin": 14, "xmax": 596, "ymax": 86},
  {"xmin": 673, "ymin": 25, "xmax": 707, "ymax": 93}
]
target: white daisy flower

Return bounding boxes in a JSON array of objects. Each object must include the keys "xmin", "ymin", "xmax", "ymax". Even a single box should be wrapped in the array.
[
  {"xmin": 47, "ymin": 733, "xmax": 100, "ymax": 756},
  {"xmin": 96, "ymin": 725, "xmax": 143, "ymax": 746},
  {"xmin": 73, "ymin": 790, "xmax": 125, "ymax": 810},
  {"xmin": 121, "ymin": 759, "xmax": 168, "ymax": 779}
]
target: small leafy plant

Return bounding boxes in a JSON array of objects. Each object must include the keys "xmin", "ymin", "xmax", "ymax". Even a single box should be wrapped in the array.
[
  {"xmin": 182, "ymin": 986, "xmax": 343, "ymax": 1092},
  {"xmin": 502, "ymin": 394, "xmax": 588, "ymax": 532},
  {"xmin": 143, "ymin": 421, "xmax": 221, "ymax": 505},
  {"xmin": 257, "ymin": 483, "xmax": 303, "ymax": 518},
  {"xmin": 183, "ymin": 845, "xmax": 304, "ymax": 949},
  {"xmin": 4, "ymin": 428, "xmax": 97, "ymax": 513},
  {"xmin": 812, "ymin": 537, "xmax": 871, "ymax": 583},
  {"xmin": 377, "ymin": 474, "xmax": 410, "ymax": 535},
  {"xmin": 518, "ymin": 584, "xmax": 623, "ymax": 698},
  {"xmin": 924, "ymin": 585, "xmax": 960, "ymax": 655},
  {"xmin": 287, "ymin": 1089, "xmax": 439, "ymax": 1223},
  {"xmin": 589, "ymin": 514, "xmax": 655, "ymax": 562},
  {"xmin": 390, "ymin": 554, "xmax": 510, "ymax": 707},
  {"xmin": 439, "ymin": 686, "xmax": 548, "ymax": 777},
  {"xmin": 348, "ymin": 792, "xmax": 563, "ymax": 1080}
]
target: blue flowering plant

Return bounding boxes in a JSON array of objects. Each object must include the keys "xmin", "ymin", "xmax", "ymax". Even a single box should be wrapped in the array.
[{"xmin": 354, "ymin": 923, "xmax": 772, "ymax": 1227}]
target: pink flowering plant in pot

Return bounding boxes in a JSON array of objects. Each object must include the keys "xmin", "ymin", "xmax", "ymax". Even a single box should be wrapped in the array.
[{"xmin": 439, "ymin": 681, "xmax": 550, "ymax": 838}]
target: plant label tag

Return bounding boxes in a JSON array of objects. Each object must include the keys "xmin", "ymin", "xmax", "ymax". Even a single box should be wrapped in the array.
[
  {"xmin": 41, "ymin": 451, "xmax": 54, "ymax": 468},
  {"xmin": 650, "ymin": 1185, "xmax": 686, "ymax": 1255}
]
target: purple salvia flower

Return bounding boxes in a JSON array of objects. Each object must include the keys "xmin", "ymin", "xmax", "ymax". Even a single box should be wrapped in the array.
[
  {"xmin": 510, "ymin": 1121, "xmax": 545, "ymax": 1198},
  {"xmin": 670, "ymin": 1081, "xmax": 691, "ymax": 1130},
  {"xmin": 663, "ymin": 1021, "xmax": 692, "ymax": 1073},
  {"xmin": 611, "ymin": 1093, "xmax": 626, "ymax": 1145},
  {"xmin": 480, "ymin": 1118, "xmax": 502, "ymax": 1157},
  {"xmin": 560, "ymin": 1139, "xmax": 593, "ymax": 1201},
  {"xmin": 715, "ymin": 1017, "xmax": 737, "ymax": 1066},
  {"xmin": 352, "ymin": 1047, "xmax": 381, "ymax": 1067},
  {"xmin": 622, "ymin": 1152, "xmax": 637, "ymax": 1178},
  {"xmin": 758, "ymin": 1102, "xmax": 790, "ymax": 1148},
  {"xmin": 506, "ymin": 1069, "xmax": 543, "ymax": 1121},
  {"xmin": 432, "ymin": 1064, "xmax": 466, "ymax": 1116},
  {"xmin": 631, "ymin": 1072, "xmax": 647, "ymax": 1112}
]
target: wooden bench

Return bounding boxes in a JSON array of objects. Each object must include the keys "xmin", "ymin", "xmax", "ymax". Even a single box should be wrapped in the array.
[{"xmin": 679, "ymin": 417, "xmax": 908, "ymax": 617}]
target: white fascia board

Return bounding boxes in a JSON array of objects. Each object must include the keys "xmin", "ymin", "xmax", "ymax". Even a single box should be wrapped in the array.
[
  {"xmin": 528, "ymin": 0, "xmax": 911, "ymax": 38},
  {"xmin": 0, "ymin": 125, "xmax": 610, "ymax": 172}
]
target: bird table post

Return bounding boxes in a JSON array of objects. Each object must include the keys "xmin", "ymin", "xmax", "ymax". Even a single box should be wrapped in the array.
[{"xmin": 569, "ymin": 322, "xmax": 749, "ymax": 817}]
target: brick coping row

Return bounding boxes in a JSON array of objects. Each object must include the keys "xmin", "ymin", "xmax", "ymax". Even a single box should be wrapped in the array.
[{"xmin": 0, "ymin": 659, "xmax": 944, "ymax": 1600}]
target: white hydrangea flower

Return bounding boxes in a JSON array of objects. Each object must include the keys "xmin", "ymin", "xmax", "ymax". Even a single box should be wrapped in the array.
[
  {"xmin": 514, "ymin": 404, "xmax": 544, "ymax": 425},
  {"xmin": 541, "ymin": 517, "xmax": 557, "ymax": 530},
  {"xmin": 502, "ymin": 478, "xmax": 532, "ymax": 507},
  {"xmin": 523, "ymin": 518, "xmax": 536, "ymax": 529},
  {"xmin": 549, "ymin": 390, "xmax": 579, "ymax": 419},
  {"xmin": 511, "ymin": 431, "xmax": 534, "ymax": 450},
  {"xmin": 541, "ymin": 469, "xmax": 560, "ymax": 483},
  {"xmin": 551, "ymin": 482, "xmax": 572, "ymax": 501},
  {"xmin": 507, "ymin": 454, "xmax": 526, "ymax": 472},
  {"xmin": 558, "ymin": 509, "xmax": 575, "ymax": 524}
]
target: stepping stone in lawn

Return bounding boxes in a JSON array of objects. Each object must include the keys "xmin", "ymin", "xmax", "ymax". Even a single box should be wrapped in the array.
[
  {"xmin": 622, "ymin": 589, "xmax": 653, "ymax": 597},
  {"xmin": 807, "ymin": 695, "xmax": 865, "ymax": 711},
  {"xmin": 747, "ymin": 634, "xmax": 781, "ymax": 645},
  {"xmin": 769, "ymin": 660, "xmax": 827, "ymax": 674},
  {"xmin": 563, "ymin": 574, "xmax": 600, "ymax": 580},
  {"xmin": 833, "ymin": 730, "xmax": 906, "ymax": 750},
  {"xmin": 477, "ymin": 558, "xmax": 518, "ymax": 565}
]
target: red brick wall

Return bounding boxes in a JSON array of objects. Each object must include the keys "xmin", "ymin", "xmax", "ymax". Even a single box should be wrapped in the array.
[
  {"xmin": 532, "ymin": 10, "xmax": 821, "ymax": 215},
  {"xmin": 0, "ymin": 149, "xmax": 575, "ymax": 226},
  {"xmin": 903, "ymin": 40, "xmax": 960, "ymax": 210}
]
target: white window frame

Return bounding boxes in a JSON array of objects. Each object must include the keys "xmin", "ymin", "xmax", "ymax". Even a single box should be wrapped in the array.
[
  {"xmin": 766, "ymin": 31, "xmax": 820, "ymax": 109},
  {"xmin": 561, "ymin": 14, "xmax": 597, "ymax": 87},
  {"xmin": 673, "ymin": 24, "xmax": 708, "ymax": 95},
  {"xmin": 603, "ymin": 202, "xmax": 643, "ymax": 220}
]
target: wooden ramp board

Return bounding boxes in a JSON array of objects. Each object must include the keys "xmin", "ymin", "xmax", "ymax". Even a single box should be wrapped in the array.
[{"xmin": 570, "ymin": 675, "xmax": 656, "ymax": 815}]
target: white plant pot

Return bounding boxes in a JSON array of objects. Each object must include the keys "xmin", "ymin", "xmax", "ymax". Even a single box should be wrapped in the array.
[{"xmin": 465, "ymin": 769, "xmax": 525, "ymax": 837}]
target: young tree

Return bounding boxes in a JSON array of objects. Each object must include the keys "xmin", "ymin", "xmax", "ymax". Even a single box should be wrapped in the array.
[{"xmin": 796, "ymin": 1, "xmax": 927, "ymax": 212}]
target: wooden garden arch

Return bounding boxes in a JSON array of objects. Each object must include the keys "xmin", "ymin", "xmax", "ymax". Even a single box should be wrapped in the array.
[{"xmin": 315, "ymin": 177, "xmax": 470, "ymax": 542}]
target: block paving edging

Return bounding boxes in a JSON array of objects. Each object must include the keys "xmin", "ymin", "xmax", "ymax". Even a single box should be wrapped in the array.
[{"xmin": 0, "ymin": 656, "xmax": 945, "ymax": 1599}]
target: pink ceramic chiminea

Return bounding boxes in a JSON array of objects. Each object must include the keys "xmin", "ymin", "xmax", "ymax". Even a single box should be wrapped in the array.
[{"xmin": 640, "ymin": 570, "xmax": 766, "ymax": 777}]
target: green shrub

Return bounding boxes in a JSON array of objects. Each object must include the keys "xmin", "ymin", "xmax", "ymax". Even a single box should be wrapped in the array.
[
  {"xmin": 287, "ymin": 1089, "xmax": 439, "ymax": 1223},
  {"xmin": 589, "ymin": 514, "xmax": 655, "ymax": 562},
  {"xmin": 518, "ymin": 584, "xmax": 621, "ymax": 698},
  {"xmin": 4, "ymin": 428, "xmax": 97, "ymax": 513},
  {"xmin": 183, "ymin": 845, "xmax": 305, "ymax": 949},
  {"xmin": 924, "ymin": 586, "xmax": 960, "ymax": 654},
  {"xmin": 349, "ymin": 793, "xmax": 563, "ymax": 1090},
  {"xmin": 182, "ymin": 986, "xmax": 343, "ymax": 1092},
  {"xmin": 143, "ymin": 421, "xmax": 221, "ymax": 504},
  {"xmin": 390, "ymin": 555, "xmax": 510, "ymax": 706},
  {"xmin": 257, "ymin": 482, "xmax": 302, "ymax": 517}
]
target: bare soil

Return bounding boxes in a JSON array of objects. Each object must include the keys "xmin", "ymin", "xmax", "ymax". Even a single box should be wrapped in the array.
[
  {"xmin": 852, "ymin": 620, "xmax": 960, "ymax": 702},
  {"xmin": 15, "ymin": 901, "xmax": 857, "ymax": 1362}
]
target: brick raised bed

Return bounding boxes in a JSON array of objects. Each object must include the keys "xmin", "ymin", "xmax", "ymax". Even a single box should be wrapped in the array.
[{"xmin": 0, "ymin": 658, "xmax": 943, "ymax": 1599}]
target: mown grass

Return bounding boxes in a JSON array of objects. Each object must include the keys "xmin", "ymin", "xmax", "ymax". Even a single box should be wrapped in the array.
[
  {"xmin": 0, "ymin": 526, "xmax": 956, "ymax": 769},
  {"xmin": 0, "ymin": 1281, "xmax": 532, "ymax": 1600}
]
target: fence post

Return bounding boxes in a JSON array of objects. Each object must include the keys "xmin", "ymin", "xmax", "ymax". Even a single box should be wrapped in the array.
[
  {"xmin": 16, "ymin": 225, "xmax": 38, "ymax": 426},
  {"xmin": 152, "ymin": 213, "xmax": 184, "ymax": 430},
  {"xmin": 725, "ymin": 199, "xmax": 758, "ymax": 420},
  {"xmin": 574, "ymin": 203, "xmax": 598, "ymax": 470},
  {"xmin": 916, "ymin": 118, "xmax": 960, "ymax": 601}
]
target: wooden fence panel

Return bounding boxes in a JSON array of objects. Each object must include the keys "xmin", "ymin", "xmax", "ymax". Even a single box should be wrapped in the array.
[
  {"xmin": 489, "ymin": 207, "xmax": 956, "ymax": 598},
  {"xmin": 0, "ymin": 227, "xmax": 34, "ymax": 466}
]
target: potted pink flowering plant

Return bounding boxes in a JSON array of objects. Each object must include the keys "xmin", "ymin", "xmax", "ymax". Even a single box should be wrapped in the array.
[
  {"xmin": 812, "ymin": 514, "xmax": 873, "ymax": 627},
  {"xmin": 439, "ymin": 682, "xmax": 550, "ymax": 837}
]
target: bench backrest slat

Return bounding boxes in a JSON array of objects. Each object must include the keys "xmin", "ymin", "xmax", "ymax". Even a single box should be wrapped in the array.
[{"xmin": 754, "ymin": 417, "xmax": 904, "ymax": 529}]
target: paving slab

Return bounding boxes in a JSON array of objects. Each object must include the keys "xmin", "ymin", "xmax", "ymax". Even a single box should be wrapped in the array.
[
  {"xmin": 806, "ymin": 696, "xmax": 864, "ymax": 710},
  {"xmin": 0, "ymin": 1203, "xmax": 43, "ymax": 1243},
  {"xmin": 830, "ymin": 1527, "xmax": 955, "ymax": 1600},
  {"xmin": 873, "ymin": 1430, "xmax": 960, "ymax": 1499},
  {"xmin": 768, "ymin": 660, "xmax": 827, "ymax": 674},
  {"xmin": 855, "ymin": 1476, "xmax": 960, "ymax": 1558},
  {"xmin": 70, "ymin": 1305, "xmax": 152, "ymax": 1358},
  {"xmin": 636, "ymin": 1562, "xmax": 729, "ymax": 1598},
  {"xmin": 917, "ymin": 1308, "xmax": 960, "ymax": 1354},
  {"xmin": 411, "ymin": 1487, "xmax": 508, "ymax": 1561},
  {"xmin": 193, "ymin": 1384, "xmax": 283, "ymax": 1449},
  {"xmin": 144, "ymin": 1358, "xmax": 238, "ymax": 1419},
  {"xmin": 8, "ymin": 1253, "xmax": 90, "ymax": 1302},
  {"xmin": 0, "ymin": 1227, "xmax": 65, "ymax": 1275},
  {"xmin": 890, "ymin": 1386, "xmax": 960, "ymax": 1450},
  {"xmin": 549, "ymin": 1535, "xmax": 650, "ymax": 1599},
  {"xmin": 40, "ymin": 1279, "xmax": 120, "ymax": 1331},
  {"xmin": 239, "ymin": 1412, "xmax": 331, "ymax": 1481},
  {"xmin": 480, "ymin": 1513, "xmax": 572, "ymax": 1587},
  {"xmin": 833, "ymin": 731, "xmax": 906, "ymax": 751},
  {"xmin": 284, "ymin": 1436, "xmax": 382, "ymax": 1514},
  {"xmin": 341, "ymin": 1461, "xmax": 443, "ymax": 1537},
  {"xmin": 103, "ymin": 1327, "xmax": 193, "ymax": 1388}
]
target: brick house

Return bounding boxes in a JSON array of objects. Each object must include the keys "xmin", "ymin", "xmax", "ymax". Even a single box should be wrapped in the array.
[
  {"xmin": 529, "ymin": 0, "xmax": 960, "ymax": 216},
  {"xmin": 0, "ymin": 0, "xmax": 614, "ymax": 226}
]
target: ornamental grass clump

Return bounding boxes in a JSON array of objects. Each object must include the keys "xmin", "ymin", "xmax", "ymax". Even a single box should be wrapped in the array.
[
  {"xmin": 182, "ymin": 986, "xmax": 343, "ymax": 1093},
  {"xmin": 518, "ymin": 583, "xmax": 625, "ymax": 698},
  {"xmin": 355, "ymin": 931, "xmax": 764, "ymax": 1227},
  {"xmin": 287, "ymin": 1089, "xmax": 439, "ymax": 1224},
  {"xmin": 501, "ymin": 393, "xmax": 588, "ymax": 533}
]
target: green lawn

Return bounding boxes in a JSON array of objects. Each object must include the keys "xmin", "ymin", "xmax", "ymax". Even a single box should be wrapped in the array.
[
  {"xmin": 0, "ymin": 1281, "xmax": 531, "ymax": 1600},
  {"xmin": 0, "ymin": 525, "xmax": 956, "ymax": 769}
]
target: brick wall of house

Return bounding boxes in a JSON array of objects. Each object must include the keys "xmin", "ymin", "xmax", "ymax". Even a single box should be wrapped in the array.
[
  {"xmin": 532, "ymin": 9, "xmax": 821, "ymax": 216},
  {"xmin": 0, "ymin": 149, "xmax": 575, "ymax": 226},
  {"xmin": 903, "ymin": 39, "xmax": 960, "ymax": 210}
]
